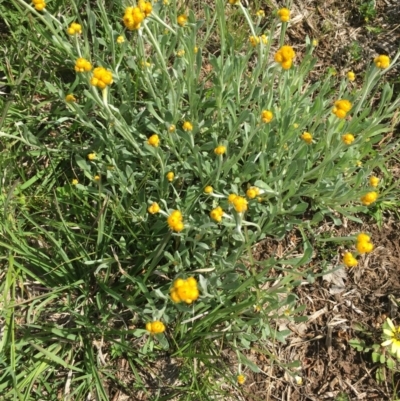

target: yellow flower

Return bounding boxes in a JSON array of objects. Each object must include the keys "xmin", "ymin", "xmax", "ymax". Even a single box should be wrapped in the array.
[
  {"xmin": 357, "ymin": 233, "xmax": 370, "ymax": 243},
  {"xmin": 177, "ymin": 14, "xmax": 188, "ymax": 27},
  {"xmin": 360, "ymin": 191, "xmax": 378, "ymax": 206},
  {"xmin": 75, "ymin": 58, "xmax": 92, "ymax": 73},
  {"xmin": 32, "ymin": 0, "xmax": 46, "ymax": 11},
  {"xmin": 182, "ymin": 121, "xmax": 193, "ymax": 131},
  {"xmin": 176, "ymin": 49, "xmax": 185, "ymax": 57},
  {"xmin": 67, "ymin": 22, "xmax": 82, "ymax": 35},
  {"xmin": 343, "ymin": 252, "xmax": 357, "ymax": 267},
  {"xmin": 138, "ymin": 0, "xmax": 152, "ymax": 17},
  {"xmin": 381, "ymin": 318, "xmax": 400, "ymax": 359},
  {"xmin": 274, "ymin": 45, "xmax": 296, "ymax": 69},
  {"xmin": 301, "ymin": 132, "xmax": 312, "ymax": 144},
  {"xmin": 90, "ymin": 67, "xmax": 113, "ymax": 89},
  {"xmin": 87, "ymin": 152, "xmax": 96, "ymax": 161},
  {"xmin": 342, "ymin": 133, "xmax": 355, "ymax": 145},
  {"xmin": 312, "ymin": 39, "xmax": 318, "ymax": 47},
  {"xmin": 228, "ymin": 193, "xmax": 237, "ymax": 204},
  {"xmin": 347, "ymin": 71, "xmax": 355, "ymax": 81},
  {"xmin": 148, "ymin": 202, "xmax": 160, "ymax": 214},
  {"xmin": 168, "ymin": 124, "xmax": 176, "ymax": 133},
  {"xmin": 116, "ymin": 35, "xmax": 125, "ymax": 44},
  {"xmin": 356, "ymin": 240, "xmax": 374, "ymax": 254},
  {"xmin": 356, "ymin": 160, "xmax": 362, "ymax": 167},
  {"xmin": 228, "ymin": 0, "xmax": 240, "ymax": 4},
  {"xmin": 232, "ymin": 196, "xmax": 248, "ymax": 213},
  {"xmin": 277, "ymin": 8, "xmax": 290, "ymax": 22},
  {"xmin": 204, "ymin": 186, "xmax": 213, "ymax": 194},
  {"xmin": 374, "ymin": 55, "xmax": 390, "ymax": 69},
  {"xmin": 194, "ymin": 46, "xmax": 199, "ymax": 54},
  {"xmin": 167, "ymin": 210, "xmax": 184, "ymax": 232},
  {"xmin": 146, "ymin": 321, "xmax": 166, "ymax": 334},
  {"xmin": 65, "ymin": 94, "xmax": 76, "ymax": 103},
  {"xmin": 166, "ymin": 171, "xmax": 174, "ymax": 182},
  {"xmin": 170, "ymin": 277, "xmax": 199, "ymax": 304},
  {"xmin": 94, "ymin": 175, "xmax": 100, "ymax": 181},
  {"xmin": 261, "ymin": 34, "xmax": 268, "ymax": 45},
  {"xmin": 237, "ymin": 374, "xmax": 246, "ymax": 385},
  {"xmin": 71, "ymin": 178, "xmax": 79, "ymax": 185},
  {"xmin": 246, "ymin": 187, "xmax": 259, "ymax": 199},
  {"xmin": 123, "ymin": 6, "xmax": 145, "ymax": 30},
  {"xmin": 210, "ymin": 206, "xmax": 224, "ymax": 222},
  {"xmin": 214, "ymin": 145, "xmax": 226, "ymax": 155},
  {"xmin": 261, "ymin": 110, "xmax": 273, "ymax": 123},
  {"xmin": 147, "ymin": 134, "xmax": 160, "ymax": 147},
  {"xmin": 332, "ymin": 99, "xmax": 352, "ymax": 119},
  {"xmin": 249, "ymin": 36, "xmax": 260, "ymax": 47},
  {"xmin": 256, "ymin": 10, "xmax": 265, "ymax": 17},
  {"xmin": 369, "ymin": 176, "xmax": 379, "ymax": 187}
]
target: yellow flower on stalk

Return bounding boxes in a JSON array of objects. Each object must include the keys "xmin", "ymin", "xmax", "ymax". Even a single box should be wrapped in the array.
[
  {"xmin": 301, "ymin": 132, "xmax": 312, "ymax": 144},
  {"xmin": 75, "ymin": 58, "xmax": 92, "ymax": 73},
  {"xmin": 32, "ymin": 0, "xmax": 46, "ymax": 11},
  {"xmin": 167, "ymin": 210, "xmax": 184, "ymax": 232},
  {"xmin": 357, "ymin": 233, "xmax": 370, "ymax": 243},
  {"xmin": 116, "ymin": 35, "xmax": 125, "ymax": 44},
  {"xmin": 360, "ymin": 191, "xmax": 378, "ymax": 206},
  {"xmin": 312, "ymin": 39, "xmax": 318, "ymax": 47},
  {"xmin": 177, "ymin": 14, "xmax": 188, "ymax": 27},
  {"xmin": 256, "ymin": 10, "xmax": 265, "ymax": 17},
  {"xmin": 381, "ymin": 318, "xmax": 400, "ymax": 359},
  {"xmin": 342, "ymin": 133, "xmax": 355, "ymax": 145},
  {"xmin": 138, "ymin": 0, "xmax": 152, "ymax": 17},
  {"xmin": 228, "ymin": 193, "xmax": 237, "ymax": 204},
  {"xmin": 67, "ymin": 22, "xmax": 82, "ymax": 35},
  {"xmin": 71, "ymin": 178, "xmax": 79, "ymax": 185},
  {"xmin": 214, "ymin": 145, "xmax": 226, "ymax": 155},
  {"xmin": 374, "ymin": 55, "xmax": 390, "ymax": 69},
  {"xmin": 237, "ymin": 374, "xmax": 246, "ymax": 385},
  {"xmin": 369, "ymin": 176, "xmax": 379, "ymax": 187},
  {"xmin": 343, "ymin": 252, "xmax": 357, "ymax": 267},
  {"xmin": 87, "ymin": 152, "xmax": 96, "ymax": 161},
  {"xmin": 168, "ymin": 124, "xmax": 176, "ymax": 133},
  {"xmin": 176, "ymin": 49, "xmax": 185, "ymax": 57},
  {"xmin": 170, "ymin": 277, "xmax": 199, "ymax": 304},
  {"xmin": 65, "ymin": 94, "xmax": 76, "ymax": 103},
  {"xmin": 210, "ymin": 206, "xmax": 224, "ymax": 222},
  {"xmin": 146, "ymin": 321, "xmax": 165, "ymax": 334},
  {"xmin": 249, "ymin": 36, "xmax": 260, "ymax": 47},
  {"xmin": 90, "ymin": 67, "xmax": 113, "ymax": 89},
  {"xmin": 261, "ymin": 110, "xmax": 273, "ymax": 123},
  {"xmin": 204, "ymin": 186, "xmax": 213, "ymax": 194},
  {"xmin": 347, "ymin": 71, "xmax": 355, "ymax": 81},
  {"xmin": 123, "ymin": 6, "xmax": 145, "ymax": 30},
  {"xmin": 274, "ymin": 45, "xmax": 296, "ymax": 70},
  {"xmin": 148, "ymin": 202, "xmax": 160, "ymax": 214},
  {"xmin": 194, "ymin": 46, "xmax": 199, "ymax": 53},
  {"xmin": 277, "ymin": 8, "xmax": 290, "ymax": 22},
  {"xmin": 246, "ymin": 186, "xmax": 259, "ymax": 199},
  {"xmin": 232, "ymin": 196, "xmax": 248, "ymax": 213},
  {"xmin": 182, "ymin": 121, "xmax": 193, "ymax": 131},
  {"xmin": 166, "ymin": 171, "xmax": 174, "ymax": 182},
  {"xmin": 94, "ymin": 175, "xmax": 100, "ymax": 181},
  {"xmin": 147, "ymin": 134, "xmax": 160, "ymax": 147},
  {"xmin": 356, "ymin": 240, "xmax": 374, "ymax": 254},
  {"xmin": 332, "ymin": 99, "xmax": 352, "ymax": 119}
]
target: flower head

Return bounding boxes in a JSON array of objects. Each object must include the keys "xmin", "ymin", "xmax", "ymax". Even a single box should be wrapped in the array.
[
  {"xmin": 347, "ymin": 71, "xmax": 355, "ymax": 81},
  {"xmin": 67, "ymin": 22, "xmax": 82, "ymax": 36},
  {"xmin": 71, "ymin": 178, "xmax": 79, "ymax": 185},
  {"xmin": 312, "ymin": 39, "xmax": 318, "ymax": 47},
  {"xmin": 32, "ymin": 0, "xmax": 46, "ymax": 11},
  {"xmin": 168, "ymin": 124, "xmax": 176, "ymax": 133},
  {"xmin": 301, "ymin": 132, "xmax": 313, "ymax": 144},
  {"xmin": 204, "ymin": 186, "xmax": 213, "ymax": 194},
  {"xmin": 90, "ymin": 67, "xmax": 113, "ymax": 89},
  {"xmin": 65, "ymin": 94, "xmax": 76, "ymax": 103},
  {"xmin": 94, "ymin": 175, "xmax": 100, "ymax": 182},
  {"xmin": 381, "ymin": 318, "xmax": 400, "ymax": 359},
  {"xmin": 228, "ymin": 0, "xmax": 240, "ymax": 4},
  {"xmin": 166, "ymin": 171, "xmax": 174, "ymax": 182},
  {"xmin": 146, "ymin": 321, "xmax": 165, "ymax": 334},
  {"xmin": 214, "ymin": 145, "xmax": 226, "ymax": 156},
  {"xmin": 360, "ymin": 191, "xmax": 378, "ymax": 206},
  {"xmin": 194, "ymin": 46, "xmax": 199, "ymax": 53},
  {"xmin": 237, "ymin": 374, "xmax": 246, "ymax": 385},
  {"xmin": 116, "ymin": 35, "xmax": 125, "ymax": 44},
  {"xmin": 170, "ymin": 277, "xmax": 199, "ymax": 304},
  {"xmin": 261, "ymin": 110, "xmax": 273, "ymax": 123},
  {"xmin": 75, "ymin": 58, "xmax": 92, "ymax": 73},
  {"xmin": 123, "ymin": 6, "xmax": 145, "ymax": 30},
  {"xmin": 147, "ymin": 134, "xmax": 160, "ymax": 147},
  {"xmin": 374, "ymin": 55, "xmax": 390, "ymax": 69},
  {"xmin": 87, "ymin": 152, "xmax": 96, "ymax": 161},
  {"xmin": 357, "ymin": 233, "xmax": 370, "ymax": 243},
  {"xmin": 232, "ymin": 196, "xmax": 248, "ymax": 213},
  {"xmin": 182, "ymin": 121, "xmax": 193, "ymax": 131},
  {"xmin": 369, "ymin": 176, "xmax": 379, "ymax": 187},
  {"xmin": 256, "ymin": 10, "xmax": 265, "ymax": 17},
  {"xmin": 356, "ymin": 240, "xmax": 374, "ymax": 254},
  {"xmin": 343, "ymin": 252, "xmax": 357, "ymax": 267},
  {"xmin": 274, "ymin": 45, "xmax": 296, "ymax": 69},
  {"xmin": 176, "ymin": 49, "xmax": 185, "ymax": 57},
  {"xmin": 138, "ymin": 0, "xmax": 152, "ymax": 17},
  {"xmin": 332, "ymin": 99, "xmax": 352, "ymax": 119},
  {"xmin": 249, "ymin": 36, "xmax": 260, "ymax": 47},
  {"xmin": 228, "ymin": 193, "xmax": 237, "ymax": 204},
  {"xmin": 210, "ymin": 206, "xmax": 224, "ymax": 222},
  {"xmin": 177, "ymin": 14, "xmax": 188, "ymax": 27},
  {"xmin": 277, "ymin": 8, "xmax": 290, "ymax": 22},
  {"xmin": 148, "ymin": 202, "xmax": 160, "ymax": 214},
  {"xmin": 342, "ymin": 133, "xmax": 355, "ymax": 145},
  {"xmin": 167, "ymin": 210, "xmax": 184, "ymax": 232},
  {"xmin": 246, "ymin": 186, "xmax": 259, "ymax": 199}
]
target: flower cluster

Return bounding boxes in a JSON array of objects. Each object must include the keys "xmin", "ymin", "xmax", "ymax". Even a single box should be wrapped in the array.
[
  {"xmin": 261, "ymin": 110, "xmax": 273, "ymax": 123},
  {"xmin": 67, "ymin": 22, "xmax": 82, "ymax": 35},
  {"xmin": 182, "ymin": 121, "xmax": 193, "ymax": 131},
  {"xmin": 301, "ymin": 132, "xmax": 312, "ymax": 144},
  {"xmin": 374, "ymin": 55, "xmax": 390, "ymax": 69},
  {"xmin": 90, "ymin": 67, "xmax": 113, "ymax": 89},
  {"xmin": 277, "ymin": 8, "xmax": 290, "ymax": 22},
  {"xmin": 170, "ymin": 277, "xmax": 199, "ymax": 304},
  {"xmin": 204, "ymin": 186, "xmax": 213, "ymax": 194},
  {"xmin": 274, "ymin": 45, "xmax": 296, "ymax": 70},
  {"xmin": 342, "ymin": 133, "xmax": 355, "ymax": 145},
  {"xmin": 360, "ymin": 191, "xmax": 378, "ymax": 206},
  {"xmin": 332, "ymin": 99, "xmax": 352, "ymax": 119},
  {"xmin": 347, "ymin": 71, "xmax": 355, "ymax": 81},
  {"xmin": 210, "ymin": 206, "xmax": 224, "ymax": 222},
  {"xmin": 166, "ymin": 172, "xmax": 174, "ymax": 182},
  {"xmin": 147, "ymin": 134, "xmax": 160, "ymax": 147},
  {"xmin": 369, "ymin": 176, "xmax": 379, "ymax": 187},
  {"xmin": 146, "ymin": 321, "xmax": 166, "ymax": 334},
  {"xmin": 75, "ymin": 58, "xmax": 92, "ymax": 73},
  {"xmin": 148, "ymin": 202, "xmax": 160, "ymax": 214},
  {"xmin": 167, "ymin": 210, "xmax": 184, "ymax": 232},
  {"xmin": 229, "ymin": 194, "xmax": 248, "ymax": 213},
  {"xmin": 237, "ymin": 374, "xmax": 246, "ymax": 385},
  {"xmin": 32, "ymin": 0, "xmax": 46, "ymax": 11},
  {"xmin": 214, "ymin": 145, "xmax": 226, "ymax": 155},
  {"xmin": 246, "ymin": 186, "xmax": 259, "ymax": 199},
  {"xmin": 356, "ymin": 233, "xmax": 374, "ymax": 254},
  {"xmin": 177, "ymin": 14, "xmax": 187, "ymax": 27},
  {"xmin": 343, "ymin": 252, "xmax": 357, "ymax": 267},
  {"xmin": 123, "ymin": 1, "xmax": 152, "ymax": 31},
  {"xmin": 249, "ymin": 35, "xmax": 268, "ymax": 47},
  {"xmin": 65, "ymin": 94, "xmax": 76, "ymax": 103}
]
